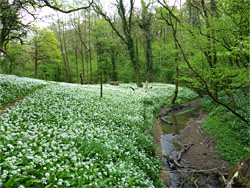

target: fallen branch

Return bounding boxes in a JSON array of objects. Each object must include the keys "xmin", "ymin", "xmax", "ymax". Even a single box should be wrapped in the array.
[
  {"xmin": 130, "ymin": 86, "xmax": 135, "ymax": 91},
  {"xmin": 160, "ymin": 117, "xmax": 173, "ymax": 125},
  {"xmin": 163, "ymin": 154, "xmax": 181, "ymax": 168},
  {"xmin": 167, "ymin": 168, "xmax": 221, "ymax": 173},
  {"xmin": 226, "ymin": 170, "xmax": 239, "ymax": 188},
  {"xmin": 225, "ymin": 162, "xmax": 245, "ymax": 188},
  {"xmin": 217, "ymin": 169, "xmax": 227, "ymax": 186},
  {"xmin": 177, "ymin": 143, "xmax": 194, "ymax": 162}
]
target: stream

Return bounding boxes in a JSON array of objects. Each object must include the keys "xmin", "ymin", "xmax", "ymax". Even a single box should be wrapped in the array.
[{"xmin": 158, "ymin": 104, "xmax": 229, "ymax": 187}]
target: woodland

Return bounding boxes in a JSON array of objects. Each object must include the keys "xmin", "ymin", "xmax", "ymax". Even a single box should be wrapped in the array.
[
  {"xmin": 0, "ymin": 0, "xmax": 250, "ymax": 126},
  {"xmin": 1, "ymin": 0, "xmax": 249, "ymax": 122},
  {"xmin": 0, "ymin": 0, "xmax": 250, "ymax": 187}
]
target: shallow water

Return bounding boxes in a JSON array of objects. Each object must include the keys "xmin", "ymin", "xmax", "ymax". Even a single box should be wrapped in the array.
[
  {"xmin": 160, "ymin": 105, "xmax": 206, "ymax": 187},
  {"xmin": 161, "ymin": 106, "xmax": 202, "ymax": 135}
]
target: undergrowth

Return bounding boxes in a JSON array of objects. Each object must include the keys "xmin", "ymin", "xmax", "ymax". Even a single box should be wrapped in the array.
[
  {"xmin": 0, "ymin": 74, "xmax": 48, "ymax": 109},
  {"xmin": 0, "ymin": 77, "xmax": 198, "ymax": 188},
  {"xmin": 201, "ymin": 94, "xmax": 250, "ymax": 164}
]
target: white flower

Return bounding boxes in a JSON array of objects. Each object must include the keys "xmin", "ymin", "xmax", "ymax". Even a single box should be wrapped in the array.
[
  {"xmin": 57, "ymin": 182, "xmax": 62, "ymax": 186},
  {"xmin": 65, "ymin": 181, "xmax": 70, "ymax": 186},
  {"xmin": 41, "ymin": 177, "xmax": 47, "ymax": 184},
  {"xmin": 12, "ymin": 170, "xmax": 18, "ymax": 175},
  {"xmin": 7, "ymin": 144, "xmax": 14, "ymax": 150}
]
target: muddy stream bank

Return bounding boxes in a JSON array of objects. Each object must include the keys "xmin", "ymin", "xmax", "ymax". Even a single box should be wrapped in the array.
[{"xmin": 154, "ymin": 100, "xmax": 232, "ymax": 187}]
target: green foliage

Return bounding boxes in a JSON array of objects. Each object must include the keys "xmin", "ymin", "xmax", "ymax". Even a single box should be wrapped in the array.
[
  {"xmin": 0, "ymin": 75, "xmax": 199, "ymax": 187},
  {"xmin": 202, "ymin": 95, "xmax": 250, "ymax": 164},
  {"xmin": 0, "ymin": 74, "xmax": 48, "ymax": 109},
  {"xmin": 29, "ymin": 28, "xmax": 61, "ymax": 64},
  {"xmin": 0, "ymin": 0, "xmax": 28, "ymax": 49}
]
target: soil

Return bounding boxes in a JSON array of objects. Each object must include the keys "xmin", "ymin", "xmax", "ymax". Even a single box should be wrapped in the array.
[
  {"xmin": 155, "ymin": 100, "xmax": 232, "ymax": 187},
  {"xmin": 152, "ymin": 118, "xmax": 171, "ymax": 187},
  {"xmin": 174, "ymin": 109, "xmax": 232, "ymax": 187}
]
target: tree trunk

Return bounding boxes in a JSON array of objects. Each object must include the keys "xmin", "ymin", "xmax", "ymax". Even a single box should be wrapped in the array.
[
  {"xmin": 146, "ymin": 34, "xmax": 153, "ymax": 82},
  {"xmin": 75, "ymin": 44, "xmax": 79, "ymax": 83},
  {"xmin": 80, "ymin": 43, "xmax": 85, "ymax": 83},
  {"xmin": 57, "ymin": 18, "xmax": 69, "ymax": 82},
  {"xmin": 21, "ymin": 63, "xmax": 25, "ymax": 76},
  {"xmin": 159, "ymin": 38, "xmax": 163, "ymax": 82},
  {"xmin": 88, "ymin": 9, "xmax": 92, "ymax": 83},
  {"xmin": 57, "ymin": 64, "xmax": 61, "ymax": 81},
  {"xmin": 164, "ymin": 26, "xmax": 167, "ymax": 44},
  {"xmin": 35, "ymin": 58, "xmax": 38, "ymax": 78},
  {"xmin": 171, "ymin": 41, "xmax": 179, "ymax": 104},
  {"xmin": 9, "ymin": 62, "xmax": 13, "ymax": 75},
  {"xmin": 100, "ymin": 70, "xmax": 103, "ymax": 99},
  {"xmin": 128, "ymin": 41, "xmax": 143, "ymax": 87},
  {"xmin": 89, "ymin": 50, "xmax": 92, "ymax": 83},
  {"xmin": 111, "ymin": 51, "xmax": 118, "ymax": 81},
  {"xmin": 34, "ymin": 43, "xmax": 38, "ymax": 78},
  {"xmin": 62, "ymin": 23, "xmax": 72, "ymax": 83},
  {"xmin": 85, "ymin": 48, "xmax": 89, "ymax": 82}
]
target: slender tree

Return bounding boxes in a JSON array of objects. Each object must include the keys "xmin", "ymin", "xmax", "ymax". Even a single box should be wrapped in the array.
[
  {"xmin": 139, "ymin": 0, "xmax": 153, "ymax": 82},
  {"xmin": 94, "ymin": 0, "xmax": 143, "ymax": 87},
  {"xmin": 29, "ymin": 28, "xmax": 61, "ymax": 78}
]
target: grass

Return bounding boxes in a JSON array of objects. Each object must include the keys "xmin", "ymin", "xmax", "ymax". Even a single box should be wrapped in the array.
[{"xmin": 201, "ymin": 95, "xmax": 250, "ymax": 164}]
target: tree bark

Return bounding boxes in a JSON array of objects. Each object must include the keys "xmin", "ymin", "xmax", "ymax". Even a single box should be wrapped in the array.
[
  {"xmin": 34, "ymin": 43, "xmax": 38, "ymax": 78},
  {"xmin": 88, "ymin": 8, "xmax": 92, "ymax": 83},
  {"xmin": 85, "ymin": 48, "xmax": 89, "ymax": 82},
  {"xmin": 146, "ymin": 35, "xmax": 153, "ymax": 82},
  {"xmin": 111, "ymin": 50, "xmax": 118, "ymax": 81},
  {"xmin": 62, "ymin": 21, "xmax": 72, "ymax": 83},
  {"xmin": 128, "ymin": 41, "xmax": 143, "ymax": 87},
  {"xmin": 57, "ymin": 18, "xmax": 69, "ymax": 82},
  {"xmin": 75, "ymin": 44, "xmax": 79, "ymax": 83},
  {"xmin": 80, "ymin": 43, "xmax": 85, "ymax": 83},
  {"xmin": 100, "ymin": 70, "xmax": 103, "ymax": 99},
  {"xmin": 171, "ymin": 41, "xmax": 179, "ymax": 104}
]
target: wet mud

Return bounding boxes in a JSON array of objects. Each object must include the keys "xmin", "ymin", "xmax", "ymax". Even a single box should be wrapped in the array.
[{"xmin": 157, "ymin": 100, "xmax": 232, "ymax": 187}]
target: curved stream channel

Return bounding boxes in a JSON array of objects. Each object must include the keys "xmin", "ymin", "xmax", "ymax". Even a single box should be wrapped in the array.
[{"xmin": 158, "ymin": 104, "xmax": 228, "ymax": 187}]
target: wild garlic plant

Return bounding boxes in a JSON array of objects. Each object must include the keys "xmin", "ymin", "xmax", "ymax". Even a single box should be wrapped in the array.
[{"xmin": 0, "ymin": 76, "xmax": 198, "ymax": 187}]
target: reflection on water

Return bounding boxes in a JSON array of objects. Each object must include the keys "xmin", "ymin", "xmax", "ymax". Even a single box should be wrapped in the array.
[
  {"xmin": 160, "ymin": 105, "xmax": 204, "ymax": 187},
  {"xmin": 160, "ymin": 106, "xmax": 202, "ymax": 135}
]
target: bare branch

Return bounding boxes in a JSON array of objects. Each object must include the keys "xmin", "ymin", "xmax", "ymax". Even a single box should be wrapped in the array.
[
  {"xmin": 42, "ymin": 0, "xmax": 93, "ymax": 13},
  {"xmin": 93, "ymin": 4, "xmax": 126, "ymax": 43}
]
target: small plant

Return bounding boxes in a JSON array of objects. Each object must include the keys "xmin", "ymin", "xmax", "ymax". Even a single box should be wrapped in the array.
[
  {"xmin": 0, "ymin": 75, "xmax": 199, "ymax": 187},
  {"xmin": 0, "ymin": 74, "xmax": 48, "ymax": 109},
  {"xmin": 202, "ymin": 94, "xmax": 250, "ymax": 164}
]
